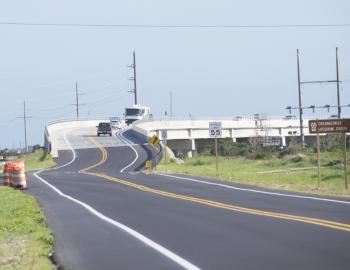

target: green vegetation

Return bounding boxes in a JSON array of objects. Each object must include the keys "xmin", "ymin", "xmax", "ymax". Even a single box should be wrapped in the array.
[
  {"xmin": 157, "ymin": 137, "xmax": 350, "ymax": 197},
  {"xmin": 1, "ymin": 149, "xmax": 55, "ymax": 178},
  {"xmin": 0, "ymin": 187, "xmax": 54, "ymax": 269},
  {"xmin": 0, "ymin": 149, "xmax": 56, "ymax": 268},
  {"xmin": 18, "ymin": 149, "xmax": 55, "ymax": 172}
]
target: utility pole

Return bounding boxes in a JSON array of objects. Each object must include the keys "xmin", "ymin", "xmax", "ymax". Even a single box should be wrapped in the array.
[
  {"xmin": 297, "ymin": 49, "xmax": 304, "ymax": 148},
  {"xmin": 336, "ymin": 47, "xmax": 341, "ymax": 118},
  {"xmin": 73, "ymin": 82, "xmax": 85, "ymax": 118},
  {"xmin": 128, "ymin": 51, "xmax": 138, "ymax": 105},
  {"xmin": 169, "ymin": 90, "xmax": 173, "ymax": 117},
  {"xmin": 75, "ymin": 82, "xmax": 79, "ymax": 118},
  {"xmin": 23, "ymin": 101, "xmax": 28, "ymax": 153},
  {"xmin": 18, "ymin": 101, "xmax": 31, "ymax": 153}
]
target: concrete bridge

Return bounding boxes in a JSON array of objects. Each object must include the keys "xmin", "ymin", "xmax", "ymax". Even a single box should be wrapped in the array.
[
  {"xmin": 44, "ymin": 115, "xmax": 317, "ymax": 158},
  {"xmin": 45, "ymin": 116, "xmax": 314, "ymax": 157},
  {"xmin": 133, "ymin": 115, "xmax": 315, "ymax": 157}
]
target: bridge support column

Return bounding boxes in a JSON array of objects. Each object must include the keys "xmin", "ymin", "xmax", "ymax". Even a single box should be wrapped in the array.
[
  {"xmin": 187, "ymin": 139, "xmax": 197, "ymax": 158},
  {"xmin": 281, "ymin": 136, "xmax": 286, "ymax": 147}
]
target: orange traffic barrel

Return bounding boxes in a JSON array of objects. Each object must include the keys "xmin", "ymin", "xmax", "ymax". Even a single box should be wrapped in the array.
[
  {"xmin": 2, "ymin": 162, "xmax": 12, "ymax": 186},
  {"xmin": 11, "ymin": 160, "xmax": 27, "ymax": 189}
]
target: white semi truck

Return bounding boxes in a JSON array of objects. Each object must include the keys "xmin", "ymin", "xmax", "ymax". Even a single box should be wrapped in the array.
[{"xmin": 124, "ymin": 104, "xmax": 150, "ymax": 125}]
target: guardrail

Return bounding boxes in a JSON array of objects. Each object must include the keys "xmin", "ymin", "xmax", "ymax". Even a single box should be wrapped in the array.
[
  {"xmin": 133, "ymin": 115, "xmax": 308, "ymax": 125},
  {"xmin": 44, "ymin": 117, "xmax": 111, "ymax": 155}
]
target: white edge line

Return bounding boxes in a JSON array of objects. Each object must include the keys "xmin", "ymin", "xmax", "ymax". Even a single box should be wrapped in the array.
[
  {"xmin": 158, "ymin": 174, "xmax": 350, "ymax": 205},
  {"xmin": 33, "ymin": 131, "xmax": 201, "ymax": 270},
  {"xmin": 116, "ymin": 129, "xmax": 350, "ymax": 205},
  {"xmin": 117, "ymin": 129, "xmax": 140, "ymax": 173}
]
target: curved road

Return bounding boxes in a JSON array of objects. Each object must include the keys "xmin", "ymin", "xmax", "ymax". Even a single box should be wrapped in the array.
[{"xmin": 27, "ymin": 127, "xmax": 350, "ymax": 270}]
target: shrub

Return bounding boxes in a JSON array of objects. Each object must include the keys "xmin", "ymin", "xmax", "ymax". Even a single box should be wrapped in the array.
[
  {"xmin": 246, "ymin": 150, "xmax": 273, "ymax": 160},
  {"xmin": 219, "ymin": 139, "xmax": 250, "ymax": 157},
  {"xmin": 189, "ymin": 159, "xmax": 211, "ymax": 166},
  {"xmin": 320, "ymin": 134, "xmax": 342, "ymax": 152},
  {"xmin": 290, "ymin": 154, "xmax": 307, "ymax": 163},
  {"xmin": 175, "ymin": 150, "xmax": 186, "ymax": 160},
  {"xmin": 326, "ymin": 159, "xmax": 342, "ymax": 166},
  {"xmin": 279, "ymin": 138, "xmax": 302, "ymax": 157},
  {"xmin": 201, "ymin": 147, "xmax": 213, "ymax": 156}
]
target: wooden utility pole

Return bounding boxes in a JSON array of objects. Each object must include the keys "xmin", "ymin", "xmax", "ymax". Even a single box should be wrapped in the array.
[
  {"xmin": 169, "ymin": 90, "xmax": 173, "ymax": 117},
  {"xmin": 75, "ymin": 82, "xmax": 79, "ymax": 118},
  {"xmin": 297, "ymin": 49, "xmax": 304, "ymax": 148},
  {"xmin": 18, "ymin": 101, "xmax": 31, "ymax": 153},
  {"xmin": 344, "ymin": 133, "xmax": 348, "ymax": 189},
  {"xmin": 23, "ymin": 101, "xmax": 28, "ymax": 153},
  {"xmin": 129, "ymin": 51, "xmax": 138, "ymax": 105},
  {"xmin": 215, "ymin": 137, "xmax": 218, "ymax": 176},
  {"xmin": 336, "ymin": 47, "xmax": 341, "ymax": 118},
  {"xmin": 316, "ymin": 134, "xmax": 321, "ymax": 187}
]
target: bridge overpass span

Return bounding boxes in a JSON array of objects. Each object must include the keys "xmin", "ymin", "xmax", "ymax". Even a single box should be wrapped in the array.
[
  {"xmin": 133, "ymin": 116, "xmax": 315, "ymax": 157},
  {"xmin": 44, "ymin": 116, "xmax": 319, "ymax": 159}
]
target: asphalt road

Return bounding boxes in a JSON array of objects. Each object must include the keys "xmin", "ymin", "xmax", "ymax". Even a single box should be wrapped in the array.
[{"xmin": 27, "ymin": 128, "xmax": 350, "ymax": 270}]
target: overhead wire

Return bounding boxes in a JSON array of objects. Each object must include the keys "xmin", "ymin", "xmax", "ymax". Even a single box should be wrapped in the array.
[
  {"xmin": 0, "ymin": 117, "xmax": 19, "ymax": 128},
  {"xmin": 84, "ymin": 90, "xmax": 130, "ymax": 105},
  {"xmin": 0, "ymin": 22, "xmax": 349, "ymax": 29}
]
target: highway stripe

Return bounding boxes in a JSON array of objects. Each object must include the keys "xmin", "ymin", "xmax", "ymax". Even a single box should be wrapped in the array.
[
  {"xmin": 158, "ymin": 174, "xmax": 350, "ymax": 205},
  {"xmin": 118, "ymin": 129, "xmax": 350, "ymax": 205},
  {"xmin": 86, "ymin": 136, "xmax": 350, "ymax": 233},
  {"xmin": 35, "ymin": 132, "xmax": 202, "ymax": 270},
  {"xmin": 116, "ymin": 130, "xmax": 140, "ymax": 173}
]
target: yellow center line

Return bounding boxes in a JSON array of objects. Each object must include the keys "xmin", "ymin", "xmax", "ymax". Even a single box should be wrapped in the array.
[{"xmin": 80, "ymin": 136, "xmax": 350, "ymax": 233}]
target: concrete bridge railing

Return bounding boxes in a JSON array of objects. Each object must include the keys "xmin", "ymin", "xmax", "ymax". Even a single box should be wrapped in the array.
[
  {"xmin": 132, "ymin": 116, "xmax": 316, "ymax": 157},
  {"xmin": 44, "ymin": 117, "xmax": 110, "ymax": 157}
]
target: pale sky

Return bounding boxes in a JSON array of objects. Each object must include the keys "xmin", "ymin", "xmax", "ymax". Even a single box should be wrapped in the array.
[{"xmin": 0, "ymin": 0, "xmax": 349, "ymax": 149}]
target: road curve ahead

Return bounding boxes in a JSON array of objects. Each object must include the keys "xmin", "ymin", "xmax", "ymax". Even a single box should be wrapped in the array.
[{"xmin": 28, "ymin": 127, "xmax": 350, "ymax": 270}]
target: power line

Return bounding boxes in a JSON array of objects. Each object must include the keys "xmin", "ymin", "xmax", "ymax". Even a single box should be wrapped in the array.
[
  {"xmin": 0, "ymin": 22, "xmax": 349, "ymax": 29},
  {"xmin": 84, "ymin": 90, "xmax": 129, "ymax": 105}
]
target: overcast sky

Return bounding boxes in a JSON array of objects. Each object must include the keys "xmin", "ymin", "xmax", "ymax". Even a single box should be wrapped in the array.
[{"xmin": 0, "ymin": 0, "xmax": 349, "ymax": 149}]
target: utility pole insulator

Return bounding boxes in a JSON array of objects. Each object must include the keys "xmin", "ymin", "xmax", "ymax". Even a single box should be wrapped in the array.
[{"xmin": 128, "ymin": 51, "xmax": 138, "ymax": 105}]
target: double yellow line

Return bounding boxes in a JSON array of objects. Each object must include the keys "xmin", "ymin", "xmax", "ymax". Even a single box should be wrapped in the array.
[{"xmin": 80, "ymin": 137, "xmax": 350, "ymax": 233}]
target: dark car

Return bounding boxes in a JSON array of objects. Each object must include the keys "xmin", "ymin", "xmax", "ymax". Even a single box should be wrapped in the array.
[{"xmin": 97, "ymin": 122, "xmax": 112, "ymax": 136}]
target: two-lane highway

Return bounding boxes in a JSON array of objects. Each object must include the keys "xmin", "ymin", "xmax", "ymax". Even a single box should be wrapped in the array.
[{"xmin": 28, "ymin": 127, "xmax": 350, "ymax": 269}]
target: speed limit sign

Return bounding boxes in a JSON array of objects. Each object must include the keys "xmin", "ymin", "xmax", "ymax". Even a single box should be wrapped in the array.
[{"xmin": 209, "ymin": 122, "xmax": 222, "ymax": 138}]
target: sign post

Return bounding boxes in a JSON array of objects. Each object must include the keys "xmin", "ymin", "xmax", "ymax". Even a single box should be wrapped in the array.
[
  {"xmin": 145, "ymin": 160, "xmax": 152, "ymax": 174},
  {"xmin": 161, "ymin": 130, "xmax": 168, "ymax": 164},
  {"xmin": 309, "ymin": 118, "xmax": 350, "ymax": 189},
  {"xmin": 344, "ymin": 133, "xmax": 348, "ymax": 189},
  {"xmin": 209, "ymin": 122, "xmax": 222, "ymax": 176},
  {"xmin": 316, "ymin": 133, "xmax": 321, "ymax": 187},
  {"xmin": 149, "ymin": 135, "xmax": 160, "ymax": 169}
]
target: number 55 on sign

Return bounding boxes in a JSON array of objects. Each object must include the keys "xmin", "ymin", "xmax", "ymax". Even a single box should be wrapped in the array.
[{"xmin": 209, "ymin": 122, "xmax": 222, "ymax": 138}]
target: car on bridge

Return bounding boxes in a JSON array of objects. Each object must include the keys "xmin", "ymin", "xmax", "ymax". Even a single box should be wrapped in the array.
[
  {"xmin": 110, "ymin": 117, "xmax": 122, "ymax": 129},
  {"xmin": 97, "ymin": 122, "xmax": 112, "ymax": 136}
]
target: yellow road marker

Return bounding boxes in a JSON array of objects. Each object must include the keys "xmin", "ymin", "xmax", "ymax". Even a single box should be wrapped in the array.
[{"xmin": 80, "ymin": 137, "xmax": 350, "ymax": 233}]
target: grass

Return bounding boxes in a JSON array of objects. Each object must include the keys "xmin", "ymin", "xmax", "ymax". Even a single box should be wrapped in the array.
[
  {"xmin": 0, "ymin": 149, "xmax": 55, "ymax": 178},
  {"xmin": 0, "ymin": 149, "xmax": 56, "ymax": 269},
  {"xmin": 156, "ymin": 151, "xmax": 350, "ymax": 197},
  {"xmin": 18, "ymin": 149, "xmax": 56, "ymax": 172},
  {"xmin": 0, "ymin": 187, "xmax": 54, "ymax": 269}
]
